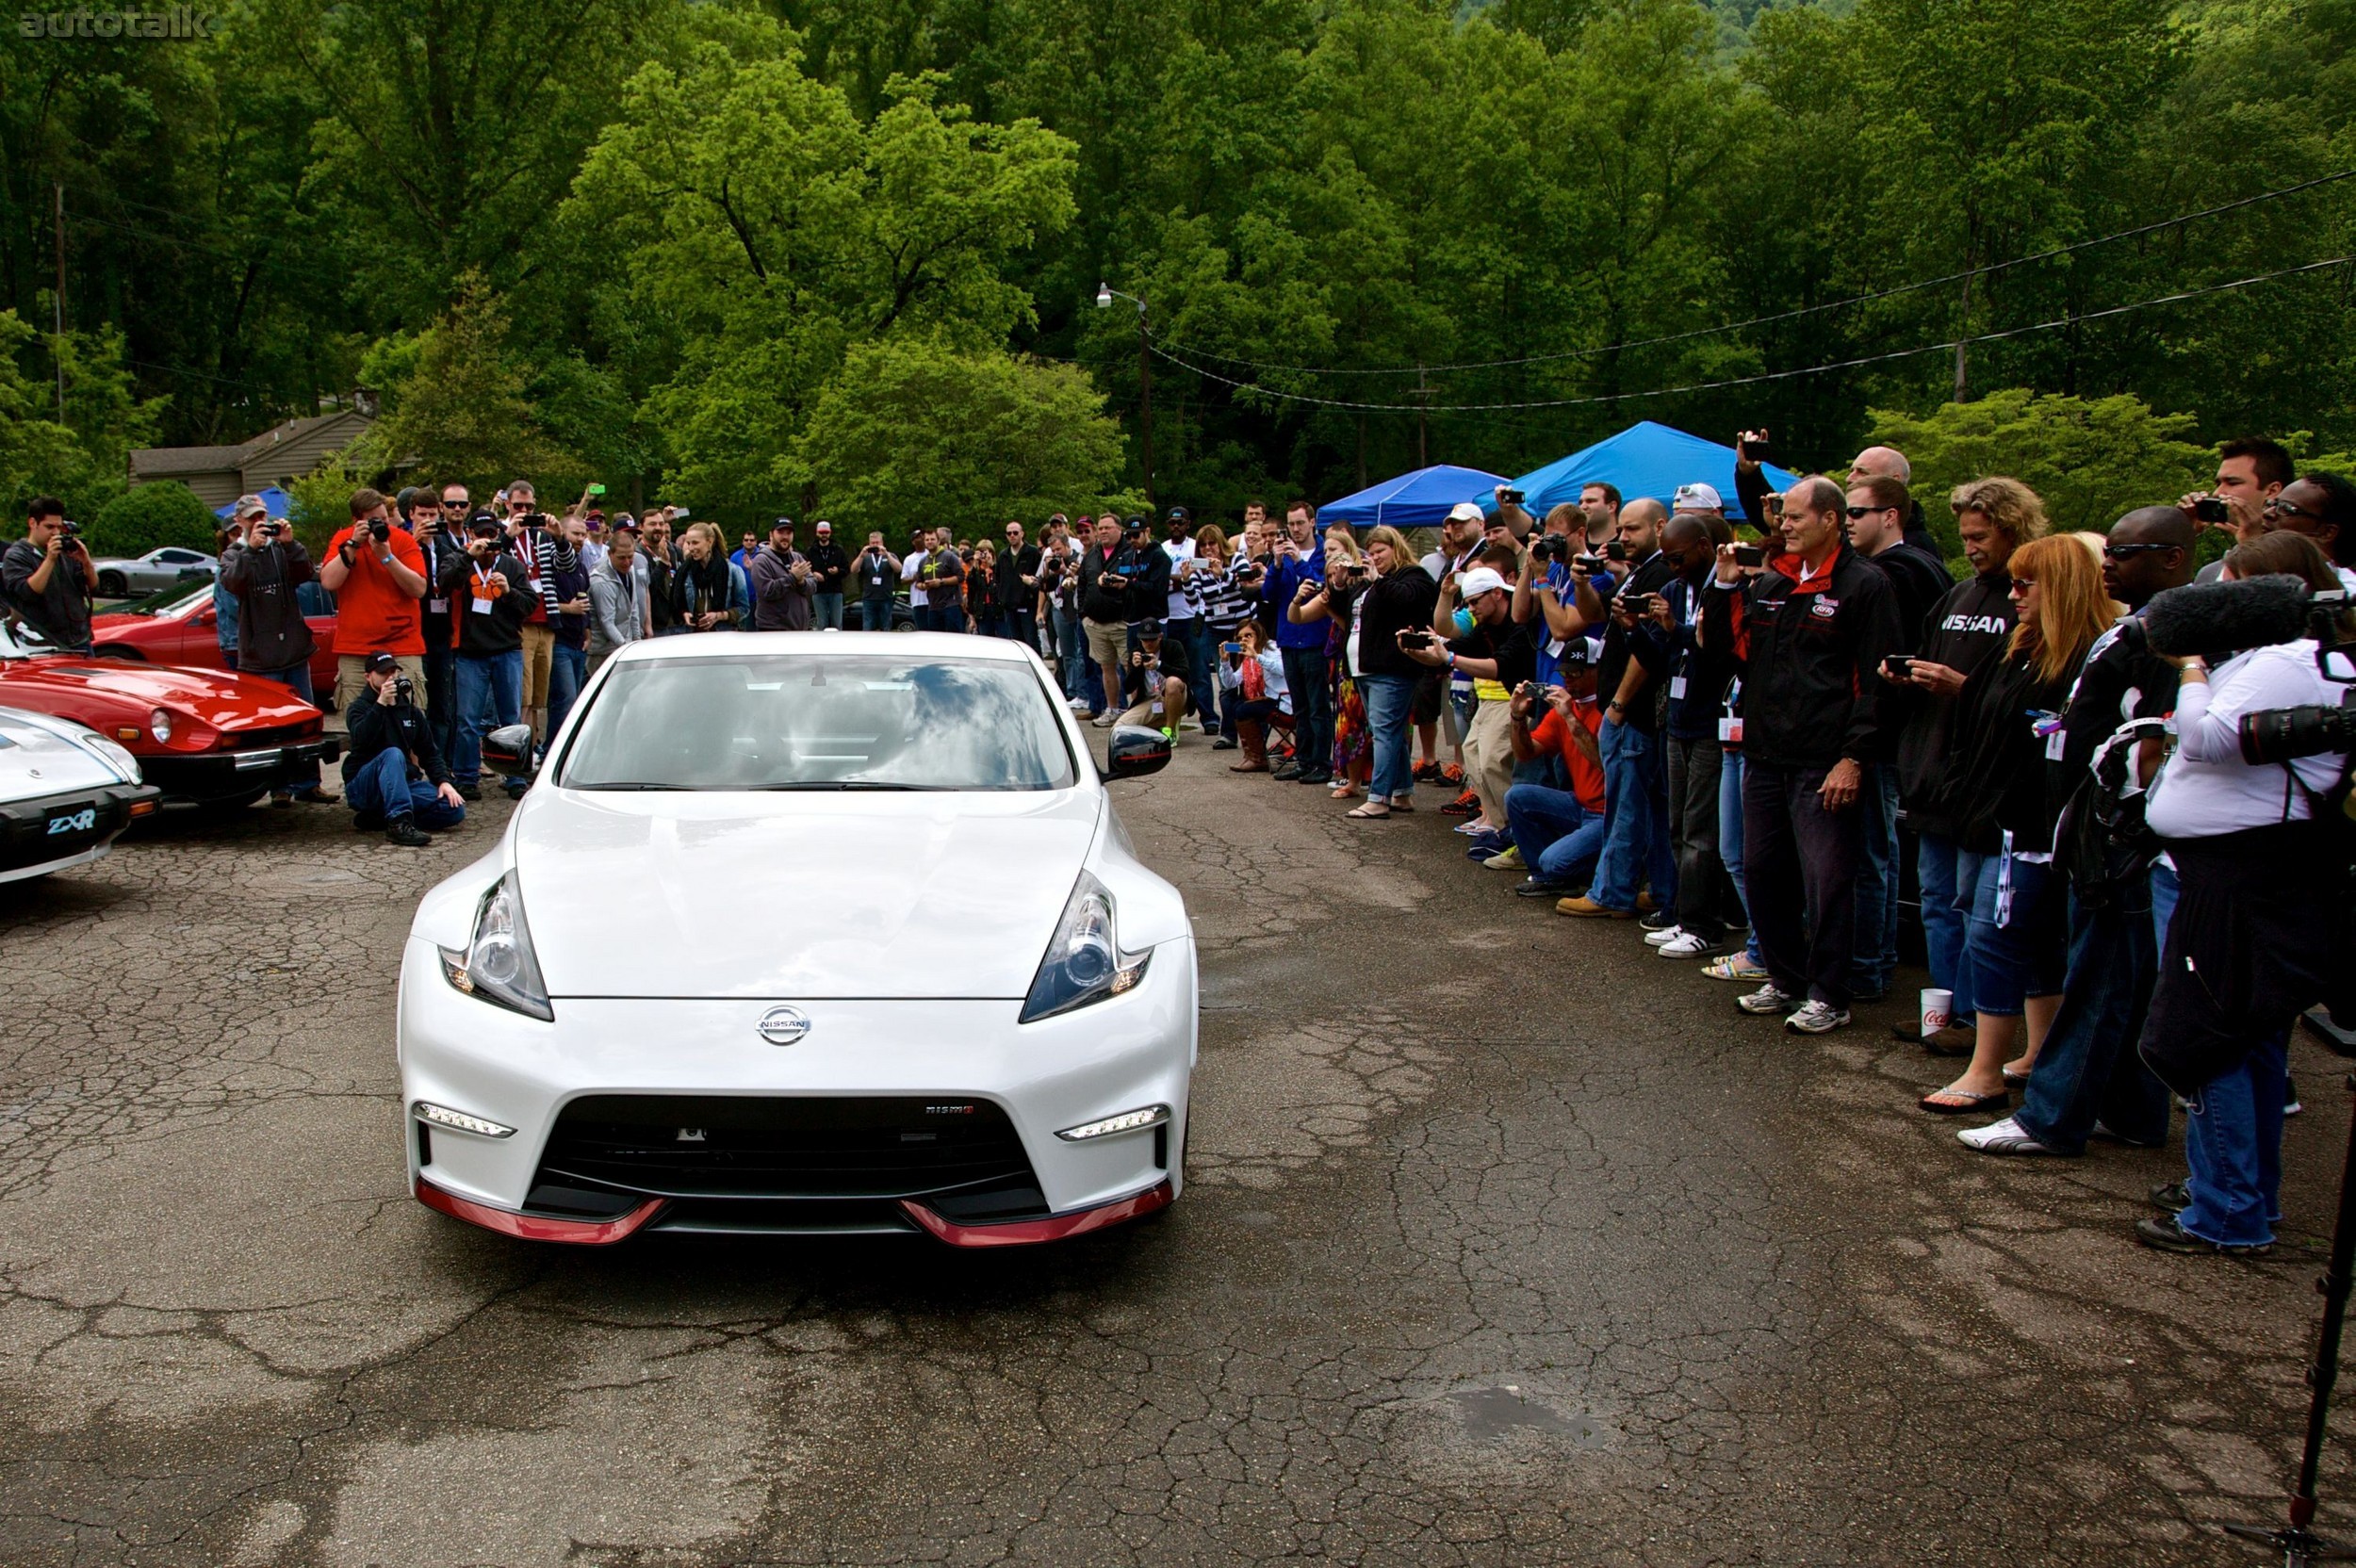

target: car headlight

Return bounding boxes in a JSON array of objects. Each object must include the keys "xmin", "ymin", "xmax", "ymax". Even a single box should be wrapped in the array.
[
  {"xmin": 437, "ymin": 872, "xmax": 554, "ymax": 1021},
  {"xmin": 147, "ymin": 708, "xmax": 172, "ymax": 743},
  {"xmin": 76, "ymin": 734, "xmax": 141, "ymax": 782},
  {"xmin": 1020, "ymin": 870, "xmax": 1151, "ymax": 1023}
]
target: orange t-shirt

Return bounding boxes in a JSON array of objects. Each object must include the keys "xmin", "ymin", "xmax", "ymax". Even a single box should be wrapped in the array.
[
  {"xmin": 1531, "ymin": 702, "xmax": 1607, "ymax": 813},
  {"xmin": 327, "ymin": 525, "xmax": 428, "ymax": 656}
]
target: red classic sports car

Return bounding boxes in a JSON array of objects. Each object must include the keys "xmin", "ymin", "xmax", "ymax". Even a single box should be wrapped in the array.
[
  {"xmin": 91, "ymin": 578, "xmax": 342, "ymax": 704},
  {"xmin": 0, "ymin": 615, "xmax": 340, "ymax": 808}
]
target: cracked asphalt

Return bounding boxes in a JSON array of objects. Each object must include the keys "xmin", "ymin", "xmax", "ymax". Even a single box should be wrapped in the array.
[{"xmin": 3, "ymin": 742, "xmax": 2352, "ymax": 1565}]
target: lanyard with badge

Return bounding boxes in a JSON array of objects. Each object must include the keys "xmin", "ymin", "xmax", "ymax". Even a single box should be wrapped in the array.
[
  {"xmin": 469, "ymin": 562, "xmax": 505, "ymax": 614},
  {"xmin": 1667, "ymin": 580, "xmax": 1702, "ymax": 701}
]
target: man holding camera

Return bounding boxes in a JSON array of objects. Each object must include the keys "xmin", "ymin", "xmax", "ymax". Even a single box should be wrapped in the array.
[
  {"xmin": 499, "ymin": 481, "xmax": 576, "ymax": 745},
  {"xmin": 322, "ymin": 488, "xmax": 429, "ymax": 711},
  {"xmin": 854, "ymin": 531, "xmax": 903, "ymax": 631},
  {"xmin": 2183, "ymin": 436, "xmax": 2294, "ymax": 583},
  {"xmin": 750, "ymin": 517, "xmax": 815, "ymax": 631},
  {"xmin": 1703, "ymin": 475, "xmax": 1903, "ymax": 1036},
  {"xmin": 1559, "ymin": 498, "xmax": 1678, "ymax": 920},
  {"xmin": 1497, "ymin": 641, "xmax": 1609, "ymax": 894},
  {"xmin": 4, "ymin": 497, "xmax": 95, "ymax": 652},
  {"xmin": 220, "ymin": 494, "xmax": 338, "ymax": 804},
  {"xmin": 436, "ymin": 513, "xmax": 533, "ymax": 799},
  {"xmin": 341, "ymin": 652, "xmax": 465, "ymax": 847},
  {"xmin": 1402, "ymin": 564, "xmax": 1534, "ymax": 848},
  {"xmin": 1266, "ymin": 501, "xmax": 1332, "ymax": 783}
]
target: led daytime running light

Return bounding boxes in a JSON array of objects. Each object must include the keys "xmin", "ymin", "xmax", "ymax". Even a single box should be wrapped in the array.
[
  {"xmin": 413, "ymin": 1102, "xmax": 515, "ymax": 1138},
  {"xmin": 1055, "ymin": 1104, "xmax": 1170, "ymax": 1142}
]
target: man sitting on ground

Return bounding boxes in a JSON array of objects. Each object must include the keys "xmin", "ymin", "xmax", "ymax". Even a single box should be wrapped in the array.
[
  {"xmin": 1493, "ymin": 640, "xmax": 1608, "ymax": 896},
  {"xmin": 343, "ymin": 652, "xmax": 466, "ymax": 847}
]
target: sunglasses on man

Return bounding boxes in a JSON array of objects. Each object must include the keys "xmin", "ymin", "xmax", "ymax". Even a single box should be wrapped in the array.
[
  {"xmin": 2102, "ymin": 542, "xmax": 2177, "ymax": 561},
  {"xmin": 2264, "ymin": 496, "xmax": 2328, "ymax": 526},
  {"xmin": 1843, "ymin": 504, "xmax": 1892, "ymax": 519}
]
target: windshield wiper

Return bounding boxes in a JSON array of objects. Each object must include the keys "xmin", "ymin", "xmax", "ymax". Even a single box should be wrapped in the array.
[
  {"xmin": 754, "ymin": 780, "xmax": 943, "ymax": 792},
  {"xmin": 581, "ymin": 781, "xmax": 689, "ymax": 791}
]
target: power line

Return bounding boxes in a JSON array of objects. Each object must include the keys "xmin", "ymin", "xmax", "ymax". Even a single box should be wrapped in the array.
[
  {"xmin": 1150, "ymin": 170, "xmax": 2356, "ymax": 378},
  {"xmin": 1151, "ymin": 255, "xmax": 2354, "ymax": 413}
]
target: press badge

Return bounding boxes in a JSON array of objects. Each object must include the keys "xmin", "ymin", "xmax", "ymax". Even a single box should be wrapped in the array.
[
  {"xmin": 472, "ymin": 597, "xmax": 494, "ymax": 614},
  {"xmin": 428, "ymin": 597, "xmax": 448, "ymax": 612},
  {"xmin": 1668, "ymin": 676, "xmax": 1688, "ymax": 699}
]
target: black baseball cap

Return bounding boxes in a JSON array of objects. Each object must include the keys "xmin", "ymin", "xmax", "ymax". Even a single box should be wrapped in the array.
[
  {"xmin": 1165, "ymin": 506, "xmax": 1191, "ymax": 523},
  {"xmin": 365, "ymin": 651, "xmax": 400, "ymax": 676},
  {"xmin": 1123, "ymin": 515, "xmax": 1148, "ymax": 533}
]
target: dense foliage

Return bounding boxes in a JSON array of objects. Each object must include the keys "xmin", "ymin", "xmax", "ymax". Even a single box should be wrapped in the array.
[
  {"xmin": 3, "ymin": 0, "xmax": 2351, "ymax": 533},
  {"xmin": 85, "ymin": 479, "xmax": 215, "ymax": 558}
]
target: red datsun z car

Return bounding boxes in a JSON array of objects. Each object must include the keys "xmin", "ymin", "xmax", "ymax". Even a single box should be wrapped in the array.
[{"xmin": 0, "ymin": 615, "xmax": 339, "ymax": 808}]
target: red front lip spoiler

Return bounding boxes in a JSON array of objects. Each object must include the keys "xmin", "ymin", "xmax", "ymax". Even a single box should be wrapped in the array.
[
  {"xmin": 415, "ymin": 1175, "xmax": 1173, "ymax": 1247},
  {"xmin": 899, "ymin": 1180, "xmax": 1172, "ymax": 1247},
  {"xmin": 415, "ymin": 1176, "xmax": 667, "ymax": 1245}
]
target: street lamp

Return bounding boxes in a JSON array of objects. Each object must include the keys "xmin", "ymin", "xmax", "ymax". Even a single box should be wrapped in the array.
[{"xmin": 1096, "ymin": 282, "xmax": 1156, "ymax": 516}]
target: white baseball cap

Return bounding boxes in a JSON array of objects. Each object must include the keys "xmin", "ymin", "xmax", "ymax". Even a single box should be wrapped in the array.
[
  {"xmin": 1673, "ymin": 482, "xmax": 1724, "ymax": 513},
  {"xmin": 1446, "ymin": 501, "xmax": 1485, "ymax": 524},
  {"xmin": 1458, "ymin": 566, "xmax": 1511, "ymax": 599}
]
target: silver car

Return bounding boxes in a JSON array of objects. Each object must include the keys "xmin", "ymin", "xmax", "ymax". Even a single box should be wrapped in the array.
[
  {"xmin": 90, "ymin": 547, "xmax": 218, "ymax": 598},
  {"xmin": 0, "ymin": 707, "xmax": 159, "ymax": 884}
]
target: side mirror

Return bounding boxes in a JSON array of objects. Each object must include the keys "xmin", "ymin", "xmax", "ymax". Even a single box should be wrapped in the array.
[
  {"xmin": 1101, "ymin": 724, "xmax": 1170, "ymax": 782},
  {"xmin": 482, "ymin": 723, "xmax": 536, "ymax": 776}
]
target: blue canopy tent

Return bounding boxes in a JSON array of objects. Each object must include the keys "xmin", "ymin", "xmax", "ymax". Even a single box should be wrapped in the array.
[
  {"xmin": 1320, "ymin": 464, "xmax": 1511, "ymax": 531},
  {"xmin": 1499, "ymin": 422, "xmax": 1799, "ymax": 524},
  {"xmin": 213, "ymin": 484, "xmax": 292, "ymax": 520}
]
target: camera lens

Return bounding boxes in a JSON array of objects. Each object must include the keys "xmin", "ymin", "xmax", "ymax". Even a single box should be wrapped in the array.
[{"xmin": 2240, "ymin": 704, "xmax": 2356, "ymax": 766}]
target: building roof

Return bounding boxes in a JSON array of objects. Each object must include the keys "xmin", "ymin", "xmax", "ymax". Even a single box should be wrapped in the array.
[{"xmin": 129, "ymin": 408, "xmax": 374, "ymax": 482}]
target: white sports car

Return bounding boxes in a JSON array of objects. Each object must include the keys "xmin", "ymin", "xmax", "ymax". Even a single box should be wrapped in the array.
[
  {"xmin": 398, "ymin": 632, "xmax": 1193, "ymax": 1247},
  {"xmin": 0, "ymin": 705, "xmax": 158, "ymax": 884}
]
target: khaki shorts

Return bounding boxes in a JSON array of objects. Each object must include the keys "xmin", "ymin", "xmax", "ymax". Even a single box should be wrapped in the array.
[
  {"xmin": 1083, "ymin": 618, "xmax": 1126, "ymax": 678},
  {"xmin": 335, "ymin": 654, "xmax": 426, "ymax": 716},
  {"xmin": 521, "ymin": 624, "xmax": 555, "ymax": 708}
]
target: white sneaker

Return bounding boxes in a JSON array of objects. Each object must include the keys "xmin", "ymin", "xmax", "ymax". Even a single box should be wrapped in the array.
[
  {"xmin": 1066, "ymin": 697, "xmax": 1092, "ymax": 712},
  {"xmin": 1736, "ymin": 983, "xmax": 1797, "ymax": 1015},
  {"xmin": 1657, "ymin": 931, "xmax": 1722, "ymax": 959},
  {"xmin": 1642, "ymin": 924, "xmax": 1686, "ymax": 947},
  {"xmin": 1957, "ymin": 1116, "xmax": 2054, "ymax": 1155},
  {"xmin": 1782, "ymin": 1000, "xmax": 1852, "ymax": 1035}
]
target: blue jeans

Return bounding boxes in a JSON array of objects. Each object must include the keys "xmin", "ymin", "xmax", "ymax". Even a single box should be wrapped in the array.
[
  {"xmin": 1505, "ymin": 784, "xmax": 1606, "ymax": 886},
  {"xmin": 1357, "ymin": 673, "xmax": 1417, "ymax": 801},
  {"xmin": 1055, "ymin": 611, "xmax": 1088, "ymax": 699},
  {"xmin": 450, "ymin": 649, "xmax": 523, "ymax": 785},
  {"xmin": 861, "ymin": 598, "xmax": 895, "ymax": 631},
  {"xmin": 2180, "ymin": 1028, "xmax": 2289, "ymax": 1249},
  {"xmin": 1955, "ymin": 847, "xmax": 2066, "ymax": 1016},
  {"xmin": 813, "ymin": 591, "xmax": 845, "ymax": 630},
  {"xmin": 1720, "ymin": 749, "xmax": 1763, "ymax": 964},
  {"xmin": 1849, "ymin": 762, "xmax": 1900, "ymax": 997},
  {"xmin": 1917, "ymin": 832, "xmax": 1977, "ymax": 1024},
  {"xmin": 346, "ymin": 745, "xmax": 466, "ymax": 831},
  {"xmin": 547, "ymin": 643, "xmax": 586, "ymax": 741},
  {"xmin": 2015, "ymin": 884, "xmax": 2169, "ymax": 1155},
  {"xmin": 1592, "ymin": 719, "xmax": 1676, "ymax": 913},
  {"xmin": 1281, "ymin": 645, "xmax": 1333, "ymax": 775}
]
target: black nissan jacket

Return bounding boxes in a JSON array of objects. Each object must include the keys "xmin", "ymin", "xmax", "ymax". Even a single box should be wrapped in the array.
[
  {"xmin": 1892, "ymin": 567, "xmax": 2019, "ymax": 829},
  {"xmin": 1702, "ymin": 542, "xmax": 1902, "ymax": 773}
]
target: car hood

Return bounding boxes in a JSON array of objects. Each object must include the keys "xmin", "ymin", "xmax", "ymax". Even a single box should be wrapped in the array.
[
  {"xmin": 0, "ymin": 710, "xmax": 126, "ymax": 795},
  {"xmin": 514, "ymin": 787, "xmax": 1104, "ymax": 999},
  {"xmin": 0, "ymin": 657, "xmax": 319, "ymax": 729}
]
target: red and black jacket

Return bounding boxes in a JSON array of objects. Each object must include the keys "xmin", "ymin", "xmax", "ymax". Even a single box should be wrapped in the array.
[{"xmin": 1703, "ymin": 542, "xmax": 1903, "ymax": 773}]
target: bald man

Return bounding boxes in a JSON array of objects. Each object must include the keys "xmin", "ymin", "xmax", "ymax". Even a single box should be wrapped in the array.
[{"xmin": 1848, "ymin": 444, "xmax": 1940, "ymax": 555}]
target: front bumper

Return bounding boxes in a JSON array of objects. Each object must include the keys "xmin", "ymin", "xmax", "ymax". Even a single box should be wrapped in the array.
[
  {"xmin": 0, "ymin": 780, "xmax": 158, "ymax": 881},
  {"xmin": 397, "ymin": 935, "xmax": 1195, "ymax": 1246},
  {"xmin": 141, "ymin": 737, "xmax": 340, "ymax": 803}
]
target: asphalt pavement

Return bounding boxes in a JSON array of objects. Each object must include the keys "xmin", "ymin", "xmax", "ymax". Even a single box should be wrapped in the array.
[{"xmin": 2, "ymin": 742, "xmax": 2351, "ymax": 1565}]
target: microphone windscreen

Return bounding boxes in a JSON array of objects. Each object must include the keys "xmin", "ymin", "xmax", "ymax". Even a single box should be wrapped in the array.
[{"xmin": 2143, "ymin": 575, "xmax": 2314, "ymax": 659}]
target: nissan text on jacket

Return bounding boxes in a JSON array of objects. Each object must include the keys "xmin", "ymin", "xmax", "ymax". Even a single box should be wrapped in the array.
[
  {"xmin": 1892, "ymin": 567, "xmax": 2019, "ymax": 829},
  {"xmin": 1704, "ymin": 540, "xmax": 1903, "ymax": 773}
]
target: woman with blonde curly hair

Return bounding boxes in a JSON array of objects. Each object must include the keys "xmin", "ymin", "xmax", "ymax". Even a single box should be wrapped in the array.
[{"xmin": 1918, "ymin": 532, "xmax": 2121, "ymax": 1115}]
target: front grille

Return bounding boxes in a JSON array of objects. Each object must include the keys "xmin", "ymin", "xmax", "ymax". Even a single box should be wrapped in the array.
[
  {"xmin": 528, "ymin": 1095, "xmax": 1049, "ymax": 1230},
  {"xmin": 222, "ymin": 722, "xmax": 317, "ymax": 751}
]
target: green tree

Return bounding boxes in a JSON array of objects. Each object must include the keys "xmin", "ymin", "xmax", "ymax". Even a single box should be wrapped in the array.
[
  {"xmin": 87, "ymin": 480, "xmax": 217, "ymax": 560},
  {"xmin": 1863, "ymin": 388, "xmax": 2211, "ymax": 538},
  {"xmin": 369, "ymin": 273, "xmax": 568, "ymax": 495},
  {"xmin": 791, "ymin": 339, "xmax": 1128, "ymax": 536}
]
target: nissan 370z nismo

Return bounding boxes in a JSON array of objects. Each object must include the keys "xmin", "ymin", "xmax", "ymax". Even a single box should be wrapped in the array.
[{"xmin": 397, "ymin": 632, "xmax": 1193, "ymax": 1247}]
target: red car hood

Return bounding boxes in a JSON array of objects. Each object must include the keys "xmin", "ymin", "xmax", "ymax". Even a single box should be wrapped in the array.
[{"xmin": 0, "ymin": 655, "xmax": 320, "ymax": 729}]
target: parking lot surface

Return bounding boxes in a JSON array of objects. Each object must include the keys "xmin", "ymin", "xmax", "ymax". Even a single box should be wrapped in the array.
[{"xmin": 1, "ymin": 748, "xmax": 2349, "ymax": 1565}]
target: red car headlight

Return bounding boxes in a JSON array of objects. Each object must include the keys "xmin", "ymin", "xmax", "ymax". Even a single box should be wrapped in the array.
[{"xmin": 147, "ymin": 708, "xmax": 172, "ymax": 743}]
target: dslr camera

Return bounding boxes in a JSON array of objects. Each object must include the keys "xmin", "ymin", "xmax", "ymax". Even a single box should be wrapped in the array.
[
  {"xmin": 2239, "ymin": 591, "xmax": 2356, "ymax": 770},
  {"xmin": 1530, "ymin": 533, "xmax": 1568, "ymax": 564},
  {"xmin": 390, "ymin": 673, "xmax": 416, "ymax": 704}
]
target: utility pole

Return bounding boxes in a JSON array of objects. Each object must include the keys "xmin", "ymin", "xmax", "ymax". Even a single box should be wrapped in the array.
[
  {"xmin": 1415, "ymin": 362, "xmax": 1429, "ymax": 468},
  {"xmin": 1096, "ymin": 284, "xmax": 1157, "ymax": 514},
  {"xmin": 53, "ymin": 183, "xmax": 67, "ymax": 420}
]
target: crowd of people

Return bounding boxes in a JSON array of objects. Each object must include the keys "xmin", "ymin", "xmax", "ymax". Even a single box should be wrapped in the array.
[{"xmin": 11, "ymin": 434, "xmax": 2352, "ymax": 1260}]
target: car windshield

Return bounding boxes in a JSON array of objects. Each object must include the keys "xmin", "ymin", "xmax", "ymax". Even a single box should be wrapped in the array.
[
  {"xmin": 111, "ymin": 580, "xmax": 213, "ymax": 616},
  {"xmin": 558, "ymin": 654, "xmax": 1078, "ymax": 792}
]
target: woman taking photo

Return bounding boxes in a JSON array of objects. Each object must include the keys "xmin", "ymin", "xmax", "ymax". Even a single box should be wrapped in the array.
[
  {"xmin": 1191, "ymin": 525, "xmax": 1256, "ymax": 749},
  {"xmin": 966, "ymin": 543, "xmax": 1002, "ymax": 638},
  {"xmin": 1920, "ymin": 533, "xmax": 2120, "ymax": 1114},
  {"xmin": 1289, "ymin": 525, "xmax": 1438, "ymax": 818},
  {"xmin": 2135, "ymin": 530, "xmax": 2352, "ymax": 1254},
  {"xmin": 1218, "ymin": 619, "xmax": 1292, "ymax": 771}
]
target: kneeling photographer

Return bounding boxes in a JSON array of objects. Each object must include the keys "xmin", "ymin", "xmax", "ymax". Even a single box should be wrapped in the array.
[
  {"xmin": 2136, "ymin": 531, "xmax": 2355, "ymax": 1254},
  {"xmin": 343, "ymin": 656, "xmax": 466, "ymax": 849}
]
